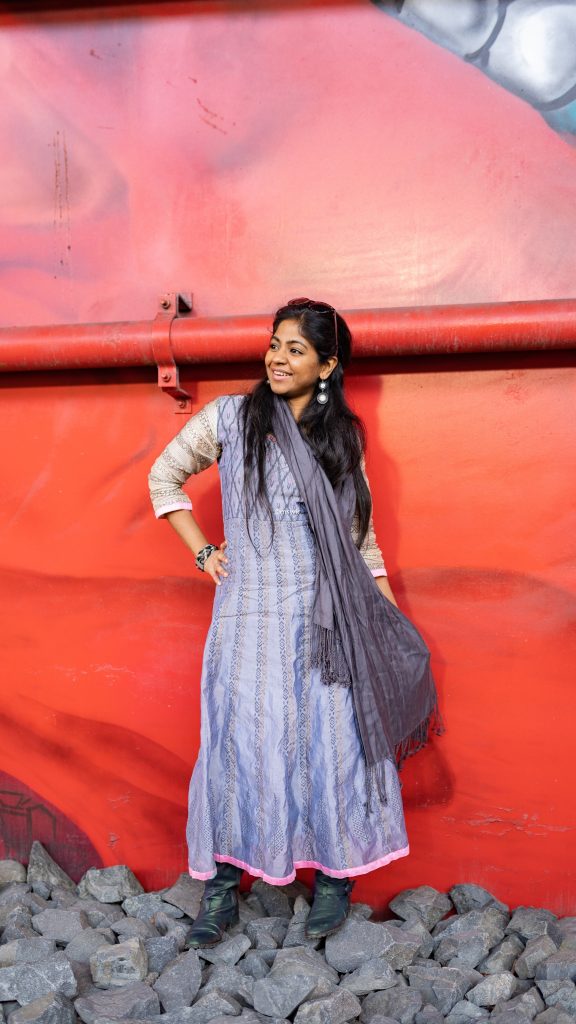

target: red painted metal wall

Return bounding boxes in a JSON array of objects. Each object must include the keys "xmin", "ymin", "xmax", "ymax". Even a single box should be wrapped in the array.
[{"xmin": 1, "ymin": 1, "xmax": 575, "ymax": 911}]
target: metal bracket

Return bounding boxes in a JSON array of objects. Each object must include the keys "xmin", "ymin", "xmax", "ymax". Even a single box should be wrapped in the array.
[{"xmin": 152, "ymin": 292, "xmax": 193, "ymax": 412}]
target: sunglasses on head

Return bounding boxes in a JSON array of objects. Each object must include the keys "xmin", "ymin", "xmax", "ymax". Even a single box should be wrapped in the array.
[{"xmin": 286, "ymin": 297, "xmax": 339, "ymax": 356}]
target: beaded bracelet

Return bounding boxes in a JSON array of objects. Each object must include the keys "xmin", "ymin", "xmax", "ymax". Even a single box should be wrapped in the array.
[{"xmin": 195, "ymin": 543, "xmax": 218, "ymax": 572}]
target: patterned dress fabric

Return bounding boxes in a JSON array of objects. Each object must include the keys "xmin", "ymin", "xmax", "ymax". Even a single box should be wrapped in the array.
[{"xmin": 149, "ymin": 394, "xmax": 409, "ymax": 885}]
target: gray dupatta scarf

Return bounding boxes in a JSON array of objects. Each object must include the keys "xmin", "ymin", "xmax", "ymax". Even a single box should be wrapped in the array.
[{"xmin": 272, "ymin": 395, "xmax": 442, "ymax": 807}]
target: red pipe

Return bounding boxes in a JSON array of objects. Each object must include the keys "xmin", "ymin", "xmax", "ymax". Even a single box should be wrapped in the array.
[{"xmin": 1, "ymin": 298, "xmax": 575, "ymax": 372}]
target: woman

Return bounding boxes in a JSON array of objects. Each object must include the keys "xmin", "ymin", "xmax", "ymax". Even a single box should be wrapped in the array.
[{"xmin": 148, "ymin": 298, "xmax": 439, "ymax": 948}]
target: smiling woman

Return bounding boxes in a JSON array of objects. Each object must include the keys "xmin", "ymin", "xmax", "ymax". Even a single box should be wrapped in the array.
[{"xmin": 148, "ymin": 296, "xmax": 440, "ymax": 948}]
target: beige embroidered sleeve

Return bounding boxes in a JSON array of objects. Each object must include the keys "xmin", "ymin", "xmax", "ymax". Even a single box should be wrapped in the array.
[
  {"xmin": 148, "ymin": 397, "xmax": 221, "ymax": 518},
  {"xmin": 351, "ymin": 456, "xmax": 388, "ymax": 576}
]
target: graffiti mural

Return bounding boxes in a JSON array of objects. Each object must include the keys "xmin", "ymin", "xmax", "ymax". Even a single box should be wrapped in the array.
[{"xmin": 1, "ymin": 2, "xmax": 575, "ymax": 906}]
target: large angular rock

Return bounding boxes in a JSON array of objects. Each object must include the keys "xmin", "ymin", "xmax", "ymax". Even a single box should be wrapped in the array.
[
  {"xmin": 515, "ymin": 938, "xmax": 558, "ymax": 980},
  {"xmin": 434, "ymin": 928, "xmax": 491, "ymax": 968},
  {"xmin": 410, "ymin": 965, "xmax": 481, "ymax": 1015},
  {"xmin": 414, "ymin": 1007, "xmax": 444, "ymax": 1024},
  {"xmin": 26, "ymin": 845, "xmax": 76, "ymax": 899},
  {"xmin": 0, "ymin": 940, "xmax": 57, "ymax": 968},
  {"xmin": 111, "ymin": 919, "xmax": 158, "ymax": 941},
  {"xmin": 160, "ymin": 876, "xmax": 203, "ymax": 920},
  {"xmin": 535, "ymin": 949, "xmax": 576, "ymax": 983},
  {"xmin": 445, "ymin": 999, "xmax": 488, "ymax": 1024},
  {"xmin": 0, "ymin": 864, "xmax": 27, "ymax": 888},
  {"xmin": 32, "ymin": 909, "xmax": 89, "ymax": 943},
  {"xmin": 183, "ymin": 990, "xmax": 242, "ymax": 1023},
  {"xmin": 78, "ymin": 868, "xmax": 144, "ymax": 905},
  {"xmin": 90, "ymin": 937, "xmax": 148, "ymax": 989},
  {"xmin": 67, "ymin": 899, "xmax": 125, "ymax": 929},
  {"xmin": 238, "ymin": 952, "xmax": 271, "ymax": 982},
  {"xmin": 143, "ymin": 936, "xmax": 180, "ymax": 976},
  {"xmin": 534, "ymin": 1011, "xmax": 574, "ymax": 1024},
  {"xmin": 340, "ymin": 958, "xmax": 397, "ymax": 996},
  {"xmin": 293, "ymin": 988, "xmax": 362, "ymax": 1024},
  {"xmin": 121, "ymin": 896, "xmax": 182, "ymax": 923},
  {"xmin": 63, "ymin": 928, "xmax": 113, "ymax": 964},
  {"xmin": 0, "ymin": 954, "xmax": 78, "ymax": 1004},
  {"xmin": 399, "ymin": 920, "xmax": 434, "ymax": 960},
  {"xmin": 281, "ymin": 902, "xmax": 320, "ymax": 951},
  {"xmin": 2, "ymin": 910, "xmax": 37, "ymax": 944},
  {"xmin": 389, "ymin": 887, "xmax": 452, "ymax": 930},
  {"xmin": 6, "ymin": 992, "xmax": 75, "ymax": 1024},
  {"xmin": 477, "ymin": 934, "xmax": 524, "ymax": 975},
  {"xmin": 74, "ymin": 980, "xmax": 160, "ymax": 1023},
  {"xmin": 270, "ymin": 947, "xmax": 339, "ymax": 995},
  {"xmin": 360, "ymin": 987, "xmax": 423, "ymax": 1024},
  {"xmin": 541, "ymin": 981, "xmax": 576, "ymax": 1015},
  {"xmin": 200, "ymin": 965, "xmax": 255, "ymax": 1007},
  {"xmin": 245, "ymin": 918, "xmax": 289, "ymax": 950},
  {"xmin": 324, "ymin": 919, "xmax": 399, "ymax": 973},
  {"xmin": 466, "ymin": 972, "xmax": 517, "ymax": 1007},
  {"xmin": 152, "ymin": 950, "xmax": 201, "ymax": 1010},
  {"xmin": 197, "ymin": 934, "xmax": 251, "ymax": 967},
  {"xmin": 435, "ymin": 908, "xmax": 507, "ymax": 948},
  {"xmin": 449, "ymin": 884, "xmax": 508, "ymax": 916},
  {"xmin": 250, "ymin": 882, "xmax": 292, "ymax": 920},
  {"xmin": 253, "ymin": 974, "xmax": 318, "ymax": 1018},
  {"xmin": 507, "ymin": 910, "xmax": 557, "ymax": 943}
]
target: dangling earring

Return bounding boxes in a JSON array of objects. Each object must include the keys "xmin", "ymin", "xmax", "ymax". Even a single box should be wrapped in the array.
[{"xmin": 316, "ymin": 378, "xmax": 329, "ymax": 405}]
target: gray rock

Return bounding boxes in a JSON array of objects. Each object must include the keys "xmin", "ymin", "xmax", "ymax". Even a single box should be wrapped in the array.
[
  {"xmin": 349, "ymin": 904, "xmax": 374, "ymax": 921},
  {"xmin": 493, "ymin": 989, "xmax": 544, "ymax": 1019},
  {"xmin": 152, "ymin": 950, "xmax": 201, "ymax": 1010},
  {"xmin": 324, "ymin": 919, "xmax": 398, "ymax": 973},
  {"xmin": 179, "ymin": 990, "xmax": 242, "ymax": 1023},
  {"xmin": 445, "ymin": 999, "xmax": 488, "ymax": 1024},
  {"xmin": 389, "ymin": 888, "xmax": 453, "ymax": 931},
  {"xmin": 21, "ymin": 894, "xmax": 51, "ymax": 916},
  {"xmin": 6, "ymin": 992, "xmax": 75, "ymax": 1024},
  {"xmin": 434, "ymin": 929, "xmax": 491, "ymax": 969},
  {"xmin": 143, "ymin": 937, "xmax": 180, "ymax": 975},
  {"xmin": 121, "ymin": 896, "xmax": 183, "ymax": 924},
  {"xmin": 197, "ymin": 934, "xmax": 251, "ymax": 966},
  {"xmin": 535, "ymin": 949, "xmax": 576, "ymax": 983},
  {"xmin": 541, "ymin": 981, "xmax": 576, "ymax": 1015},
  {"xmin": 78, "ymin": 868, "xmax": 144, "ymax": 905},
  {"xmin": 360, "ymin": 987, "xmax": 423, "ymax": 1024},
  {"xmin": 0, "ymin": 886, "xmax": 29, "ymax": 909},
  {"xmin": 399, "ymin": 920, "xmax": 434, "ymax": 960},
  {"xmin": 0, "ymin": 864, "xmax": 27, "ymax": 888},
  {"xmin": 160, "ymin": 876, "xmax": 203, "ymax": 920},
  {"xmin": 63, "ymin": 929, "xmax": 113, "ymax": 964},
  {"xmin": 74, "ymin": 980, "xmax": 160, "ymax": 1023},
  {"xmin": 162, "ymin": 923, "xmax": 189, "ymax": 952},
  {"xmin": 270, "ymin": 948, "xmax": 339, "ymax": 993},
  {"xmin": 253, "ymin": 974, "xmax": 318, "ymax": 1018},
  {"xmin": 340, "ymin": 958, "xmax": 397, "ymax": 996},
  {"xmin": 506, "ymin": 911, "xmax": 557, "ymax": 944},
  {"xmin": 0, "ymin": 940, "xmax": 57, "ymax": 968},
  {"xmin": 111, "ymin": 919, "xmax": 158, "ymax": 941},
  {"xmin": 548, "ymin": 920, "xmax": 576, "ymax": 948},
  {"xmin": 489, "ymin": 1010, "xmax": 531, "ymax": 1024},
  {"xmin": 533, "ymin": 1011, "xmax": 574, "ymax": 1024},
  {"xmin": 0, "ymin": 953, "xmax": 78, "ymax": 1004},
  {"xmin": 250, "ymin": 882, "xmax": 292, "ymax": 920},
  {"xmin": 435, "ymin": 909, "xmax": 507, "ymax": 949},
  {"xmin": 26, "ymin": 845, "xmax": 76, "ymax": 898},
  {"xmin": 449, "ymin": 885, "xmax": 508, "ymax": 917},
  {"xmin": 514, "ymin": 938, "xmax": 558, "ymax": 980},
  {"xmin": 477, "ymin": 935, "xmax": 524, "ymax": 975},
  {"xmin": 238, "ymin": 952, "xmax": 271, "ymax": 982},
  {"xmin": 245, "ymin": 919, "xmax": 289, "ymax": 950},
  {"xmin": 293, "ymin": 988, "xmax": 362, "ymax": 1024},
  {"xmin": 2, "ymin": 910, "xmax": 37, "ymax": 944},
  {"xmin": 415, "ymin": 966, "xmax": 480, "ymax": 1015},
  {"xmin": 357, "ymin": 1017, "xmax": 398, "ymax": 1024},
  {"xmin": 90, "ymin": 937, "xmax": 148, "ymax": 989},
  {"xmin": 466, "ymin": 973, "xmax": 517, "ymax": 1007},
  {"xmin": 413, "ymin": 1008, "xmax": 444, "ymax": 1024},
  {"xmin": 67, "ymin": 900, "xmax": 126, "ymax": 930},
  {"xmin": 201, "ymin": 965, "xmax": 255, "ymax": 1007},
  {"xmin": 32, "ymin": 910, "xmax": 89, "ymax": 943},
  {"xmin": 282, "ymin": 912, "xmax": 321, "ymax": 951}
]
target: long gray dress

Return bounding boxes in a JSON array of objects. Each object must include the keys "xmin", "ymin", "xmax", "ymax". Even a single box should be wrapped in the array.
[{"xmin": 149, "ymin": 394, "xmax": 408, "ymax": 885}]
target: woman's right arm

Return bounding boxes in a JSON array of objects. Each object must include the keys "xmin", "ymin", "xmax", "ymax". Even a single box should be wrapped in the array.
[{"xmin": 148, "ymin": 397, "xmax": 229, "ymax": 585}]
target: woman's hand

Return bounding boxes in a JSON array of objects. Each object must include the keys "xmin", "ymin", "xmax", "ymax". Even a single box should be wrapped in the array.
[{"xmin": 204, "ymin": 540, "xmax": 229, "ymax": 586}]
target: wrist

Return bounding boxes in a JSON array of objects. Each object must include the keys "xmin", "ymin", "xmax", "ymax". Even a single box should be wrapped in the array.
[{"xmin": 195, "ymin": 543, "xmax": 218, "ymax": 572}]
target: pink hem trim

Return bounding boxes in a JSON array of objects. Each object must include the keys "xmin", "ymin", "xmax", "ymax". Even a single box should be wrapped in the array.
[
  {"xmin": 371, "ymin": 568, "xmax": 387, "ymax": 577},
  {"xmin": 188, "ymin": 845, "xmax": 410, "ymax": 886},
  {"xmin": 155, "ymin": 501, "xmax": 193, "ymax": 518}
]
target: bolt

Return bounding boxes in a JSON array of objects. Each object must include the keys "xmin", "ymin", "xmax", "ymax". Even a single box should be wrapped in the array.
[
  {"xmin": 179, "ymin": 400, "xmax": 187, "ymax": 409},
  {"xmin": 160, "ymin": 297, "xmax": 171, "ymax": 309},
  {"xmin": 161, "ymin": 371, "xmax": 171, "ymax": 381}
]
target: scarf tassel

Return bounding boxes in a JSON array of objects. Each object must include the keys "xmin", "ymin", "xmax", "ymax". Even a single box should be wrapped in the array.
[
  {"xmin": 366, "ymin": 705, "xmax": 445, "ymax": 814},
  {"xmin": 312, "ymin": 622, "xmax": 352, "ymax": 687}
]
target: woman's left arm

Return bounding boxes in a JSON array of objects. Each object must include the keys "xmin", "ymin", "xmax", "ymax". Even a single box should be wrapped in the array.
[{"xmin": 353, "ymin": 457, "xmax": 399, "ymax": 608}]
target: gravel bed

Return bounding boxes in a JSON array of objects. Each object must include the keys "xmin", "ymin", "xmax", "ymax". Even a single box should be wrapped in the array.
[{"xmin": 0, "ymin": 844, "xmax": 575, "ymax": 1024}]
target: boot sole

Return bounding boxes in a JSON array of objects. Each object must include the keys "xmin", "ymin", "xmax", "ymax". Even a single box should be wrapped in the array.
[
  {"xmin": 187, "ymin": 913, "xmax": 240, "ymax": 949},
  {"xmin": 304, "ymin": 902, "xmax": 351, "ymax": 940}
]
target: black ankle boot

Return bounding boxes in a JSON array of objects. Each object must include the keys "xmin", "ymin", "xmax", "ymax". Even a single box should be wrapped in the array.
[
  {"xmin": 187, "ymin": 862, "xmax": 243, "ymax": 948},
  {"xmin": 304, "ymin": 870, "xmax": 354, "ymax": 939}
]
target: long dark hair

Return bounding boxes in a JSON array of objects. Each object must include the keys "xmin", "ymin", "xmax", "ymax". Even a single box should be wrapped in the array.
[{"xmin": 242, "ymin": 298, "xmax": 371, "ymax": 547}]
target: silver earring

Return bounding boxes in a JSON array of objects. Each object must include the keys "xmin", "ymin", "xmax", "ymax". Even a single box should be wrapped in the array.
[{"xmin": 316, "ymin": 379, "xmax": 329, "ymax": 405}]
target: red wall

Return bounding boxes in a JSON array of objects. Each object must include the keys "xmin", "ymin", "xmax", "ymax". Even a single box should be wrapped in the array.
[{"xmin": 1, "ymin": 1, "xmax": 575, "ymax": 911}]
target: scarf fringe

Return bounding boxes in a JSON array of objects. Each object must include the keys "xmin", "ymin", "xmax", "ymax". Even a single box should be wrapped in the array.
[
  {"xmin": 312, "ymin": 623, "xmax": 352, "ymax": 687},
  {"xmin": 394, "ymin": 703, "xmax": 445, "ymax": 770}
]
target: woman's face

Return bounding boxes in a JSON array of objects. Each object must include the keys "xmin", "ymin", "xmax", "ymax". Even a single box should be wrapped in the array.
[{"xmin": 265, "ymin": 318, "xmax": 334, "ymax": 411}]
